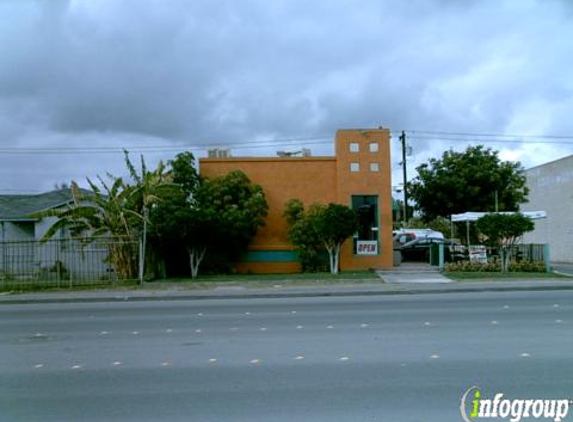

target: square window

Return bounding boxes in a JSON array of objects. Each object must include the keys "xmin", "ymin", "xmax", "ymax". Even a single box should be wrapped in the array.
[
  {"xmin": 369, "ymin": 142, "xmax": 379, "ymax": 153},
  {"xmin": 370, "ymin": 162, "xmax": 380, "ymax": 172},
  {"xmin": 350, "ymin": 162, "xmax": 360, "ymax": 172},
  {"xmin": 349, "ymin": 142, "xmax": 360, "ymax": 152}
]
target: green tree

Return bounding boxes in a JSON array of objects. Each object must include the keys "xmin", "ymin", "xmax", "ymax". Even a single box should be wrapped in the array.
[
  {"xmin": 284, "ymin": 201, "xmax": 358, "ymax": 275},
  {"xmin": 408, "ymin": 146, "xmax": 529, "ymax": 221},
  {"xmin": 199, "ymin": 171, "xmax": 268, "ymax": 266},
  {"xmin": 150, "ymin": 164, "xmax": 268, "ymax": 278},
  {"xmin": 36, "ymin": 178, "xmax": 140, "ymax": 280},
  {"xmin": 36, "ymin": 152, "xmax": 171, "ymax": 281},
  {"xmin": 283, "ymin": 199, "xmax": 328, "ymax": 272},
  {"xmin": 148, "ymin": 152, "xmax": 206, "ymax": 277},
  {"xmin": 123, "ymin": 151, "xmax": 173, "ymax": 281},
  {"xmin": 476, "ymin": 213, "xmax": 535, "ymax": 272}
]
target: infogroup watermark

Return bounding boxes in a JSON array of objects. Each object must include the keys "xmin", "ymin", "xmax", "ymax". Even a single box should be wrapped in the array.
[{"xmin": 460, "ymin": 387, "xmax": 572, "ymax": 422}]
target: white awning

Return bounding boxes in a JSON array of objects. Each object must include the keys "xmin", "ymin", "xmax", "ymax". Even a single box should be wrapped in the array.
[{"xmin": 451, "ymin": 211, "xmax": 547, "ymax": 223}]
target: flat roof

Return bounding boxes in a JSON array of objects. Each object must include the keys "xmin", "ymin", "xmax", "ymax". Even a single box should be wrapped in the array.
[{"xmin": 199, "ymin": 156, "xmax": 336, "ymax": 163}]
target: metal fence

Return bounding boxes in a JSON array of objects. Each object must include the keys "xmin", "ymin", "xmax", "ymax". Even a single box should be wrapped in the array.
[
  {"xmin": 449, "ymin": 243, "xmax": 547, "ymax": 264},
  {"xmin": 486, "ymin": 244, "xmax": 547, "ymax": 263},
  {"xmin": 0, "ymin": 237, "xmax": 139, "ymax": 290}
]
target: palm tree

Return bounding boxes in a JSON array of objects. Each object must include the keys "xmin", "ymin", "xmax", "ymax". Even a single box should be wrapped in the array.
[
  {"xmin": 123, "ymin": 151, "xmax": 173, "ymax": 281},
  {"xmin": 37, "ymin": 152, "xmax": 172, "ymax": 281}
]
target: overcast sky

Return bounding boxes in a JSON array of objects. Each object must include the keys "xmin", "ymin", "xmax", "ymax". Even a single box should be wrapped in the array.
[{"xmin": 1, "ymin": 0, "xmax": 572, "ymax": 194}]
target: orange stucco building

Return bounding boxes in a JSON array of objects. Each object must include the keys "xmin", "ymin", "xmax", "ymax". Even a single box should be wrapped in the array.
[{"xmin": 199, "ymin": 128, "xmax": 393, "ymax": 273}]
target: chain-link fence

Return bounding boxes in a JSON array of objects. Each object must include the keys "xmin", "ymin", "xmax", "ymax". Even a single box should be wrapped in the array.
[{"xmin": 0, "ymin": 237, "xmax": 139, "ymax": 290}]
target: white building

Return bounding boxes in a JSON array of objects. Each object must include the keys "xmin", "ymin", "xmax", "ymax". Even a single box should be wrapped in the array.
[{"xmin": 522, "ymin": 155, "xmax": 573, "ymax": 264}]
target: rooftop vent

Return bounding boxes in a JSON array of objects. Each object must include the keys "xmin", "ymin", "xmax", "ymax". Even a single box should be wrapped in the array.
[
  {"xmin": 208, "ymin": 148, "xmax": 231, "ymax": 158},
  {"xmin": 276, "ymin": 149, "xmax": 312, "ymax": 157}
]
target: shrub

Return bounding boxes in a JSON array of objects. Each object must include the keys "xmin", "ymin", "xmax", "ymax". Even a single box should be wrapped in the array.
[{"xmin": 444, "ymin": 260, "xmax": 546, "ymax": 273}]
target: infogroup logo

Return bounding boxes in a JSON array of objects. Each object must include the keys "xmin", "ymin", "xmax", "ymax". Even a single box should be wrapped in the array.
[{"xmin": 460, "ymin": 386, "xmax": 571, "ymax": 422}]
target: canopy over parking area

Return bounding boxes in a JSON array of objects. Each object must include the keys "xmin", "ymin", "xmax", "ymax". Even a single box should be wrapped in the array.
[
  {"xmin": 450, "ymin": 211, "xmax": 547, "ymax": 245},
  {"xmin": 451, "ymin": 211, "xmax": 547, "ymax": 222}
]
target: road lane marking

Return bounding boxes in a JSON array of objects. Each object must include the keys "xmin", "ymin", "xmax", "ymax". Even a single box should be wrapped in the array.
[{"xmin": 72, "ymin": 365, "xmax": 84, "ymax": 369}]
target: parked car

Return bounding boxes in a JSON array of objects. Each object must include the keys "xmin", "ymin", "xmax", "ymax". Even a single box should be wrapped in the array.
[
  {"xmin": 393, "ymin": 228, "xmax": 444, "ymax": 245},
  {"xmin": 400, "ymin": 237, "xmax": 463, "ymax": 262}
]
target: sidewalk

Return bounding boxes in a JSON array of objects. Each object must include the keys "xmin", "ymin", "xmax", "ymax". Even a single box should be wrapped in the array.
[{"xmin": 1, "ymin": 278, "xmax": 573, "ymax": 305}]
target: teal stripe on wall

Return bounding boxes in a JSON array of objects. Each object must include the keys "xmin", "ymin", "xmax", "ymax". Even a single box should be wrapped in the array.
[{"xmin": 243, "ymin": 250, "xmax": 300, "ymax": 262}]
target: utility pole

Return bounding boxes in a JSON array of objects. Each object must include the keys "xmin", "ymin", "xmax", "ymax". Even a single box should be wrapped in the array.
[{"xmin": 399, "ymin": 130, "xmax": 408, "ymax": 221}]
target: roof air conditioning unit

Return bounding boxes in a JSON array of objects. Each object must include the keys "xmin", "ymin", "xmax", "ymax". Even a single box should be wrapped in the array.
[{"xmin": 208, "ymin": 148, "xmax": 231, "ymax": 158}]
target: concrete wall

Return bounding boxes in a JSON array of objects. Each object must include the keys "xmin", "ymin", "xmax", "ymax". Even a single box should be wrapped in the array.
[
  {"xmin": 522, "ymin": 155, "xmax": 573, "ymax": 263},
  {"xmin": 199, "ymin": 128, "xmax": 393, "ymax": 273}
]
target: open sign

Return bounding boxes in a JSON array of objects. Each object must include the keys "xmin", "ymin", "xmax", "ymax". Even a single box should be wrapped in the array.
[{"xmin": 357, "ymin": 241, "xmax": 378, "ymax": 255}]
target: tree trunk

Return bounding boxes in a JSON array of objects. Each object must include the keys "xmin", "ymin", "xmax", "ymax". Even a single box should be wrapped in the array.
[
  {"xmin": 326, "ymin": 243, "xmax": 341, "ymax": 275},
  {"xmin": 503, "ymin": 246, "xmax": 512, "ymax": 273},
  {"xmin": 333, "ymin": 244, "xmax": 340, "ymax": 275},
  {"xmin": 188, "ymin": 247, "xmax": 206, "ymax": 278}
]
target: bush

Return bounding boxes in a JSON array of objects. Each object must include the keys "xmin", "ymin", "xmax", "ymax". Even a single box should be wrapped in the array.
[
  {"xmin": 444, "ymin": 260, "xmax": 546, "ymax": 273},
  {"xmin": 444, "ymin": 261, "xmax": 501, "ymax": 272}
]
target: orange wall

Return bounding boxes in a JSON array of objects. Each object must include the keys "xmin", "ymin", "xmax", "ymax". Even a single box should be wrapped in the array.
[
  {"xmin": 199, "ymin": 128, "xmax": 393, "ymax": 273},
  {"xmin": 200, "ymin": 157, "xmax": 337, "ymax": 250},
  {"xmin": 335, "ymin": 129, "xmax": 393, "ymax": 269}
]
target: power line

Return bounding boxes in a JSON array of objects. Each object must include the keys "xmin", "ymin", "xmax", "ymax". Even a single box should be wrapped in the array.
[
  {"xmin": 408, "ymin": 129, "xmax": 573, "ymax": 140},
  {"xmin": 0, "ymin": 136, "xmax": 333, "ymax": 155},
  {"xmin": 408, "ymin": 136, "xmax": 573, "ymax": 145}
]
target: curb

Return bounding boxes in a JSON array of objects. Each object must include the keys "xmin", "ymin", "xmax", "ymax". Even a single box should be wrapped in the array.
[{"xmin": 2, "ymin": 283, "xmax": 573, "ymax": 305}]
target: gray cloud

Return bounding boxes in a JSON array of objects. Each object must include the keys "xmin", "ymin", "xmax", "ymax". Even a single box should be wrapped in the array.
[{"xmin": 0, "ymin": 0, "xmax": 572, "ymax": 191}]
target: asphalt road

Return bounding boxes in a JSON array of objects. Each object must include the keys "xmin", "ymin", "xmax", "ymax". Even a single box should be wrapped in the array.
[{"xmin": 2, "ymin": 291, "xmax": 573, "ymax": 422}]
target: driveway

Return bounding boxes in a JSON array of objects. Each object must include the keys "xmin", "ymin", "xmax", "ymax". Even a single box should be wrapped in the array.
[{"xmin": 552, "ymin": 262, "xmax": 573, "ymax": 275}]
